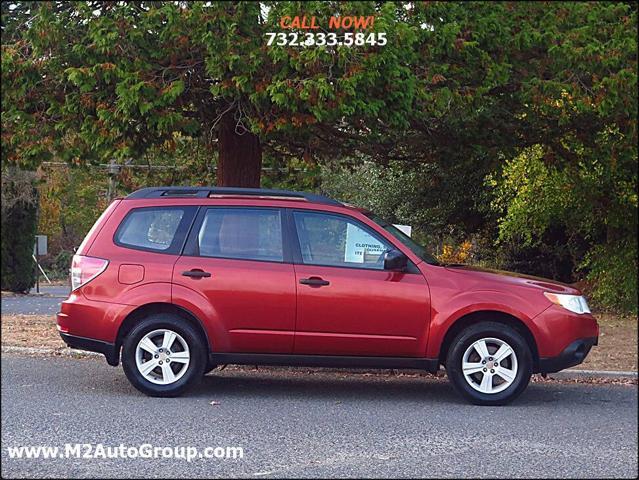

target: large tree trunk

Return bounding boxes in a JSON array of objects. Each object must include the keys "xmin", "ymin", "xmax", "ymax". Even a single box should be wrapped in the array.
[{"xmin": 217, "ymin": 113, "xmax": 262, "ymax": 187}]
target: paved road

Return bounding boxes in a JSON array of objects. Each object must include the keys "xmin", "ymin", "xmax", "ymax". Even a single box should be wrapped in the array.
[
  {"xmin": 1, "ymin": 286, "xmax": 69, "ymax": 315},
  {"xmin": 1, "ymin": 355, "xmax": 637, "ymax": 478}
]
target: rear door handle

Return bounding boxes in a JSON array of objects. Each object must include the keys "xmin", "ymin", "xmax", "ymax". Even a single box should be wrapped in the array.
[
  {"xmin": 299, "ymin": 277, "xmax": 330, "ymax": 287},
  {"xmin": 182, "ymin": 269, "xmax": 211, "ymax": 278}
]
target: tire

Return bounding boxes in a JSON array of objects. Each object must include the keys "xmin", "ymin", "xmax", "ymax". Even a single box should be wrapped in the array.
[
  {"xmin": 445, "ymin": 321, "xmax": 532, "ymax": 406},
  {"xmin": 122, "ymin": 313, "xmax": 207, "ymax": 397}
]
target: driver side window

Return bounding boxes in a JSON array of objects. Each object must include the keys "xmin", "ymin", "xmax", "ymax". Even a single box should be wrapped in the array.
[{"xmin": 293, "ymin": 211, "xmax": 391, "ymax": 270}]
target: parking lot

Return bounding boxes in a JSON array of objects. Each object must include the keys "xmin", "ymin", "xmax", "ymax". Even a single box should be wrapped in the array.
[{"xmin": 1, "ymin": 286, "xmax": 69, "ymax": 316}]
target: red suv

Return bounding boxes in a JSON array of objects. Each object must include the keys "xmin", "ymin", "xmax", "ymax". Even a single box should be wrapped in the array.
[{"xmin": 57, "ymin": 187, "xmax": 599, "ymax": 405}]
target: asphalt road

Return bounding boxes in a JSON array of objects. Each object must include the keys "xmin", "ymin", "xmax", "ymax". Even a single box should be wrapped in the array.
[
  {"xmin": 1, "ymin": 354, "xmax": 637, "ymax": 478},
  {"xmin": 1, "ymin": 286, "xmax": 69, "ymax": 315}
]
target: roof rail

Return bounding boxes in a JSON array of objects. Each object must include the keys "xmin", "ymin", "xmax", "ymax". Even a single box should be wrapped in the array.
[{"xmin": 125, "ymin": 186, "xmax": 343, "ymax": 206}]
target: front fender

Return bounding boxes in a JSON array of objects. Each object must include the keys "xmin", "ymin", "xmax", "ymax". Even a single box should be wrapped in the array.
[{"xmin": 426, "ymin": 289, "xmax": 546, "ymax": 359}]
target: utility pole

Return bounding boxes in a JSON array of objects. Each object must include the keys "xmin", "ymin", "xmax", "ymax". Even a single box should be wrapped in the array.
[{"xmin": 106, "ymin": 160, "xmax": 120, "ymax": 201}]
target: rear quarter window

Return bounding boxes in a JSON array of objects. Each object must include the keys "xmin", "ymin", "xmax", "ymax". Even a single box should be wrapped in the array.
[{"xmin": 114, "ymin": 206, "xmax": 195, "ymax": 253}]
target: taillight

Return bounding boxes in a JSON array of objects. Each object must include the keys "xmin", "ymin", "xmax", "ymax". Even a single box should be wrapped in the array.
[{"xmin": 70, "ymin": 255, "xmax": 109, "ymax": 291}]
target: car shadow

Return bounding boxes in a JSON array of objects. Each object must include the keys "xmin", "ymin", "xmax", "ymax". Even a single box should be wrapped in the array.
[
  {"xmin": 189, "ymin": 370, "xmax": 463, "ymax": 404},
  {"xmin": 79, "ymin": 362, "xmax": 626, "ymax": 407}
]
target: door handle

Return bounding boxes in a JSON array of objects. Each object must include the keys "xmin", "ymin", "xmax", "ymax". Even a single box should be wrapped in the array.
[
  {"xmin": 299, "ymin": 277, "xmax": 330, "ymax": 287},
  {"xmin": 182, "ymin": 269, "xmax": 211, "ymax": 278}
]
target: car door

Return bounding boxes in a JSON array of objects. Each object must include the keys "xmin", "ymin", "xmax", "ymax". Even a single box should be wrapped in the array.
[
  {"xmin": 172, "ymin": 206, "xmax": 296, "ymax": 354},
  {"xmin": 291, "ymin": 209, "xmax": 431, "ymax": 357}
]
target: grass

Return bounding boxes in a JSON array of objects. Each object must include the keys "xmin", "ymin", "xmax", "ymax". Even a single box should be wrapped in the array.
[
  {"xmin": 1, "ymin": 314, "xmax": 62, "ymax": 349},
  {"xmin": 1, "ymin": 312, "xmax": 636, "ymax": 372},
  {"xmin": 574, "ymin": 312, "xmax": 637, "ymax": 372}
]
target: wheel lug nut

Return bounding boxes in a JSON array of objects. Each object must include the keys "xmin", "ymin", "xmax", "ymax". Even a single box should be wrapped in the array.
[
  {"xmin": 166, "ymin": 359, "xmax": 170, "ymax": 363},
  {"xmin": 483, "ymin": 368, "xmax": 487, "ymax": 372},
  {"xmin": 495, "ymin": 363, "xmax": 499, "ymax": 367},
  {"xmin": 482, "ymin": 360, "xmax": 486, "ymax": 364},
  {"xmin": 159, "ymin": 361, "xmax": 163, "ymax": 365},
  {"xmin": 490, "ymin": 369, "xmax": 495, "ymax": 373},
  {"xmin": 154, "ymin": 354, "xmax": 159, "ymax": 359},
  {"xmin": 488, "ymin": 357, "xmax": 493, "ymax": 361}
]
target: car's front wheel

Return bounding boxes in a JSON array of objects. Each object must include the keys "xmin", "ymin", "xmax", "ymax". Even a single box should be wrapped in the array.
[
  {"xmin": 445, "ymin": 321, "xmax": 532, "ymax": 406},
  {"xmin": 122, "ymin": 314, "xmax": 206, "ymax": 397}
]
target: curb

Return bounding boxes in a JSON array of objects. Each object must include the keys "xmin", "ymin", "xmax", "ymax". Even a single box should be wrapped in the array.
[
  {"xmin": 1, "ymin": 293, "xmax": 67, "ymax": 299},
  {"xmin": 544, "ymin": 369, "xmax": 637, "ymax": 380},
  {"xmin": 2, "ymin": 345, "xmax": 636, "ymax": 381},
  {"xmin": 1, "ymin": 345, "xmax": 100, "ymax": 358}
]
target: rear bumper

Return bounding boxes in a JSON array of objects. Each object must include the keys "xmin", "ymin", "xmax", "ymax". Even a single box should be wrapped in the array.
[
  {"xmin": 56, "ymin": 290, "xmax": 131, "ymax": 366},
  {"xmin": 59, "ymin": 332, "xmax": 119, "ymax": 366},
  {"xmin": 538, "ymin": 337, "xmax": 598, "ymax": 373}
]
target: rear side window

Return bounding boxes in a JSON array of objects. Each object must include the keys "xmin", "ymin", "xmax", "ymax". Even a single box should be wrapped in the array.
[
  {"xmin": 115, "ymin": 207, "xmax": 194, "ymax": 253},
  {"xmin": 195, "ymin": 208, "xmax": 283, "ymax": 262}
]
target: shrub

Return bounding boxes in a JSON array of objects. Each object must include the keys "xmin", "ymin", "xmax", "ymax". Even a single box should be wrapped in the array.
[
  {"xmin": 1, "ymin": 167, "xmax": 38, "ymax": 292},
  {"xmin": 582, "ymin": 241, "xmax": 638, "ymax": 314}
]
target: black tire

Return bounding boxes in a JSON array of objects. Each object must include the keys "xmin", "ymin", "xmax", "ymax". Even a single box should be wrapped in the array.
[
  {"xmin": 445, "ymin": 321, "xmax": 532, "ymax": 406},
  {"xmin": 122, "ymin": 313, "xmax": 207, "ymax": 397}
]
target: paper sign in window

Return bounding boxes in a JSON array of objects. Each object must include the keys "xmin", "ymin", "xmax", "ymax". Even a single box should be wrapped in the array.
[{"xmin": 344, "ymin": 223, "xmax": 385, "ymax": 263}]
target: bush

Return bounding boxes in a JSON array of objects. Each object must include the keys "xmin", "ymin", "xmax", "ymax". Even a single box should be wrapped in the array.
[
  {"xmin": 41, "ymin": 250, "xmax": 74, "ymax": 281},
  {"xmin": 583, "ymin": 241, "xmax": 638, "ymax": 314},
  {"xmin": 1, "ymin": 167, "xmax": 38, "ymax": 292},
  {"xmin": 488, "ymin": 145, "xmax": 638, "ymax": 313}
]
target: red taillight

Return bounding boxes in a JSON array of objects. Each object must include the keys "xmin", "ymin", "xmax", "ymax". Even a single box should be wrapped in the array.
[{"xmin": 70, "ymin": 255, "xmax": 109, "ymax": 291}]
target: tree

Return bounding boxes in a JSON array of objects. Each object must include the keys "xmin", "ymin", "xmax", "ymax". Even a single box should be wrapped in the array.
[
  {"xmin": 3, "ymin": 1, "xmax": 636, "ymax": 310},
  {"xmin": 1, "ymin": 166, "xmax": 38, "ymax": 292},
  {"xmin": 1, "ymin": 1, "xmax": 422, "ymax": 186}
]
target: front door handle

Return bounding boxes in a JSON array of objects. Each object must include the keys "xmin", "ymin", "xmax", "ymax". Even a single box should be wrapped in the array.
[
  {"xmin": 182, "ymin": 269, "xmax": 211, "ymax": 278},
  {"xmin": 299, "ymin": 277, "xmax": 330, "ymax": 287}
]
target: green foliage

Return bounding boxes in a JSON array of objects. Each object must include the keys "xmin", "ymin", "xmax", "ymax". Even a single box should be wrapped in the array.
[
  {"xmin": 2, "ymin": 1, "xmax": 637, "ymax": 311},
  {"xmin": 490, "ymin": 144, "xmax": 637, "ymax": 312},
  {"xmin": 45, "ymin": 250, "xmax": 75, "ymax": 281},
  {"xmin": 321, "ymin": 161, "xmax": 441, "ymax": 246},
  {"xmin": 488, "ymin": 146, "xmax": 567, "ymax": 247},
  {"xmin": 1, "ymin": 168, "xmax": 37, "ymax": 293},
  {"xmin": 1, "ymin": 1, "xmax": 426, "ymax": 168},
  {"xmin": 583, "ymin": 241, "xmax": 638, "ymax": 313}
]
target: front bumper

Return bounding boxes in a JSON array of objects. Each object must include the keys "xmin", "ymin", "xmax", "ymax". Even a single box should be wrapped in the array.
[
  {"xmin": 538, "ymin": 337, "xmax": 598, "ymax": 373},
  {"xmin": 59, "ymin": 332, "xmax": 119, "ymax": 366}
]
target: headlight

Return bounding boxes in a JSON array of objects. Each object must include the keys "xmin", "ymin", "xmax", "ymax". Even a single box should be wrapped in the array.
[{"xmin": 543, "ymin": 292, "xmax": 591, "ymax": 314}]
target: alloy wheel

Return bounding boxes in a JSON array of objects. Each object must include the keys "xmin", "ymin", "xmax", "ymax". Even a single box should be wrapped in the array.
[
  {"xmin": 461, "ymin": 337, "xmax": 518, "ymax": 394},
  {"xmin": 135, "ymin": 329, "xmax": 190, "ymax": 385}
]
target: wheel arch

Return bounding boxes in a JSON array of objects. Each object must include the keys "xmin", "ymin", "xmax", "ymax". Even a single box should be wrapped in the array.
[
  {"xmin": 115, "ymin": 303, "xmax": 211, "ymax": 357},
  {"xmin": 438, "ymin": 310, "xmax": 540, "ymax": 371}
]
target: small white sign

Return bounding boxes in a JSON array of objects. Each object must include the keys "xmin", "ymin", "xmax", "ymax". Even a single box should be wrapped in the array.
[
  {"xmin": 33, "ymin": 235, "xmax": 48, "ymax": 256},
  {"xmin": 394, "ymin": 224, "xmax": 412, "ymax": 237}
]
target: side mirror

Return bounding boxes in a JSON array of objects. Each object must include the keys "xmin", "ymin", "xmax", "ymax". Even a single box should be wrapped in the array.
[{"xmin": 383, "ymin": 249, "xmax": 408, "ymax": 271}]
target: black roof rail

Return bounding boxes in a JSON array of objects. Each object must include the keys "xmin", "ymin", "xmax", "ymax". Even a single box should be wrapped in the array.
[{"xmin": 125, "ymin": 186, "xmax": 343, "ymax": 206}]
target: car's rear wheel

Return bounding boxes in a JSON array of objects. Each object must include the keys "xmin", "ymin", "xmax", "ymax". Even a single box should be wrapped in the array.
[
  {"xmin": 122, "ymin": 314, "xmax": 206, "ymax": 397},
  {"xmin": 445, "ymin": 321, "xmax": 532, "ymax": 406}
]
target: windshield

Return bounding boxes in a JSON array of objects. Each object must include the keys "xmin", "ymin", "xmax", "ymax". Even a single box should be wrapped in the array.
[{"xmin": 364, "ymin": 213, "xmax": 440, "ymax": 265}]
